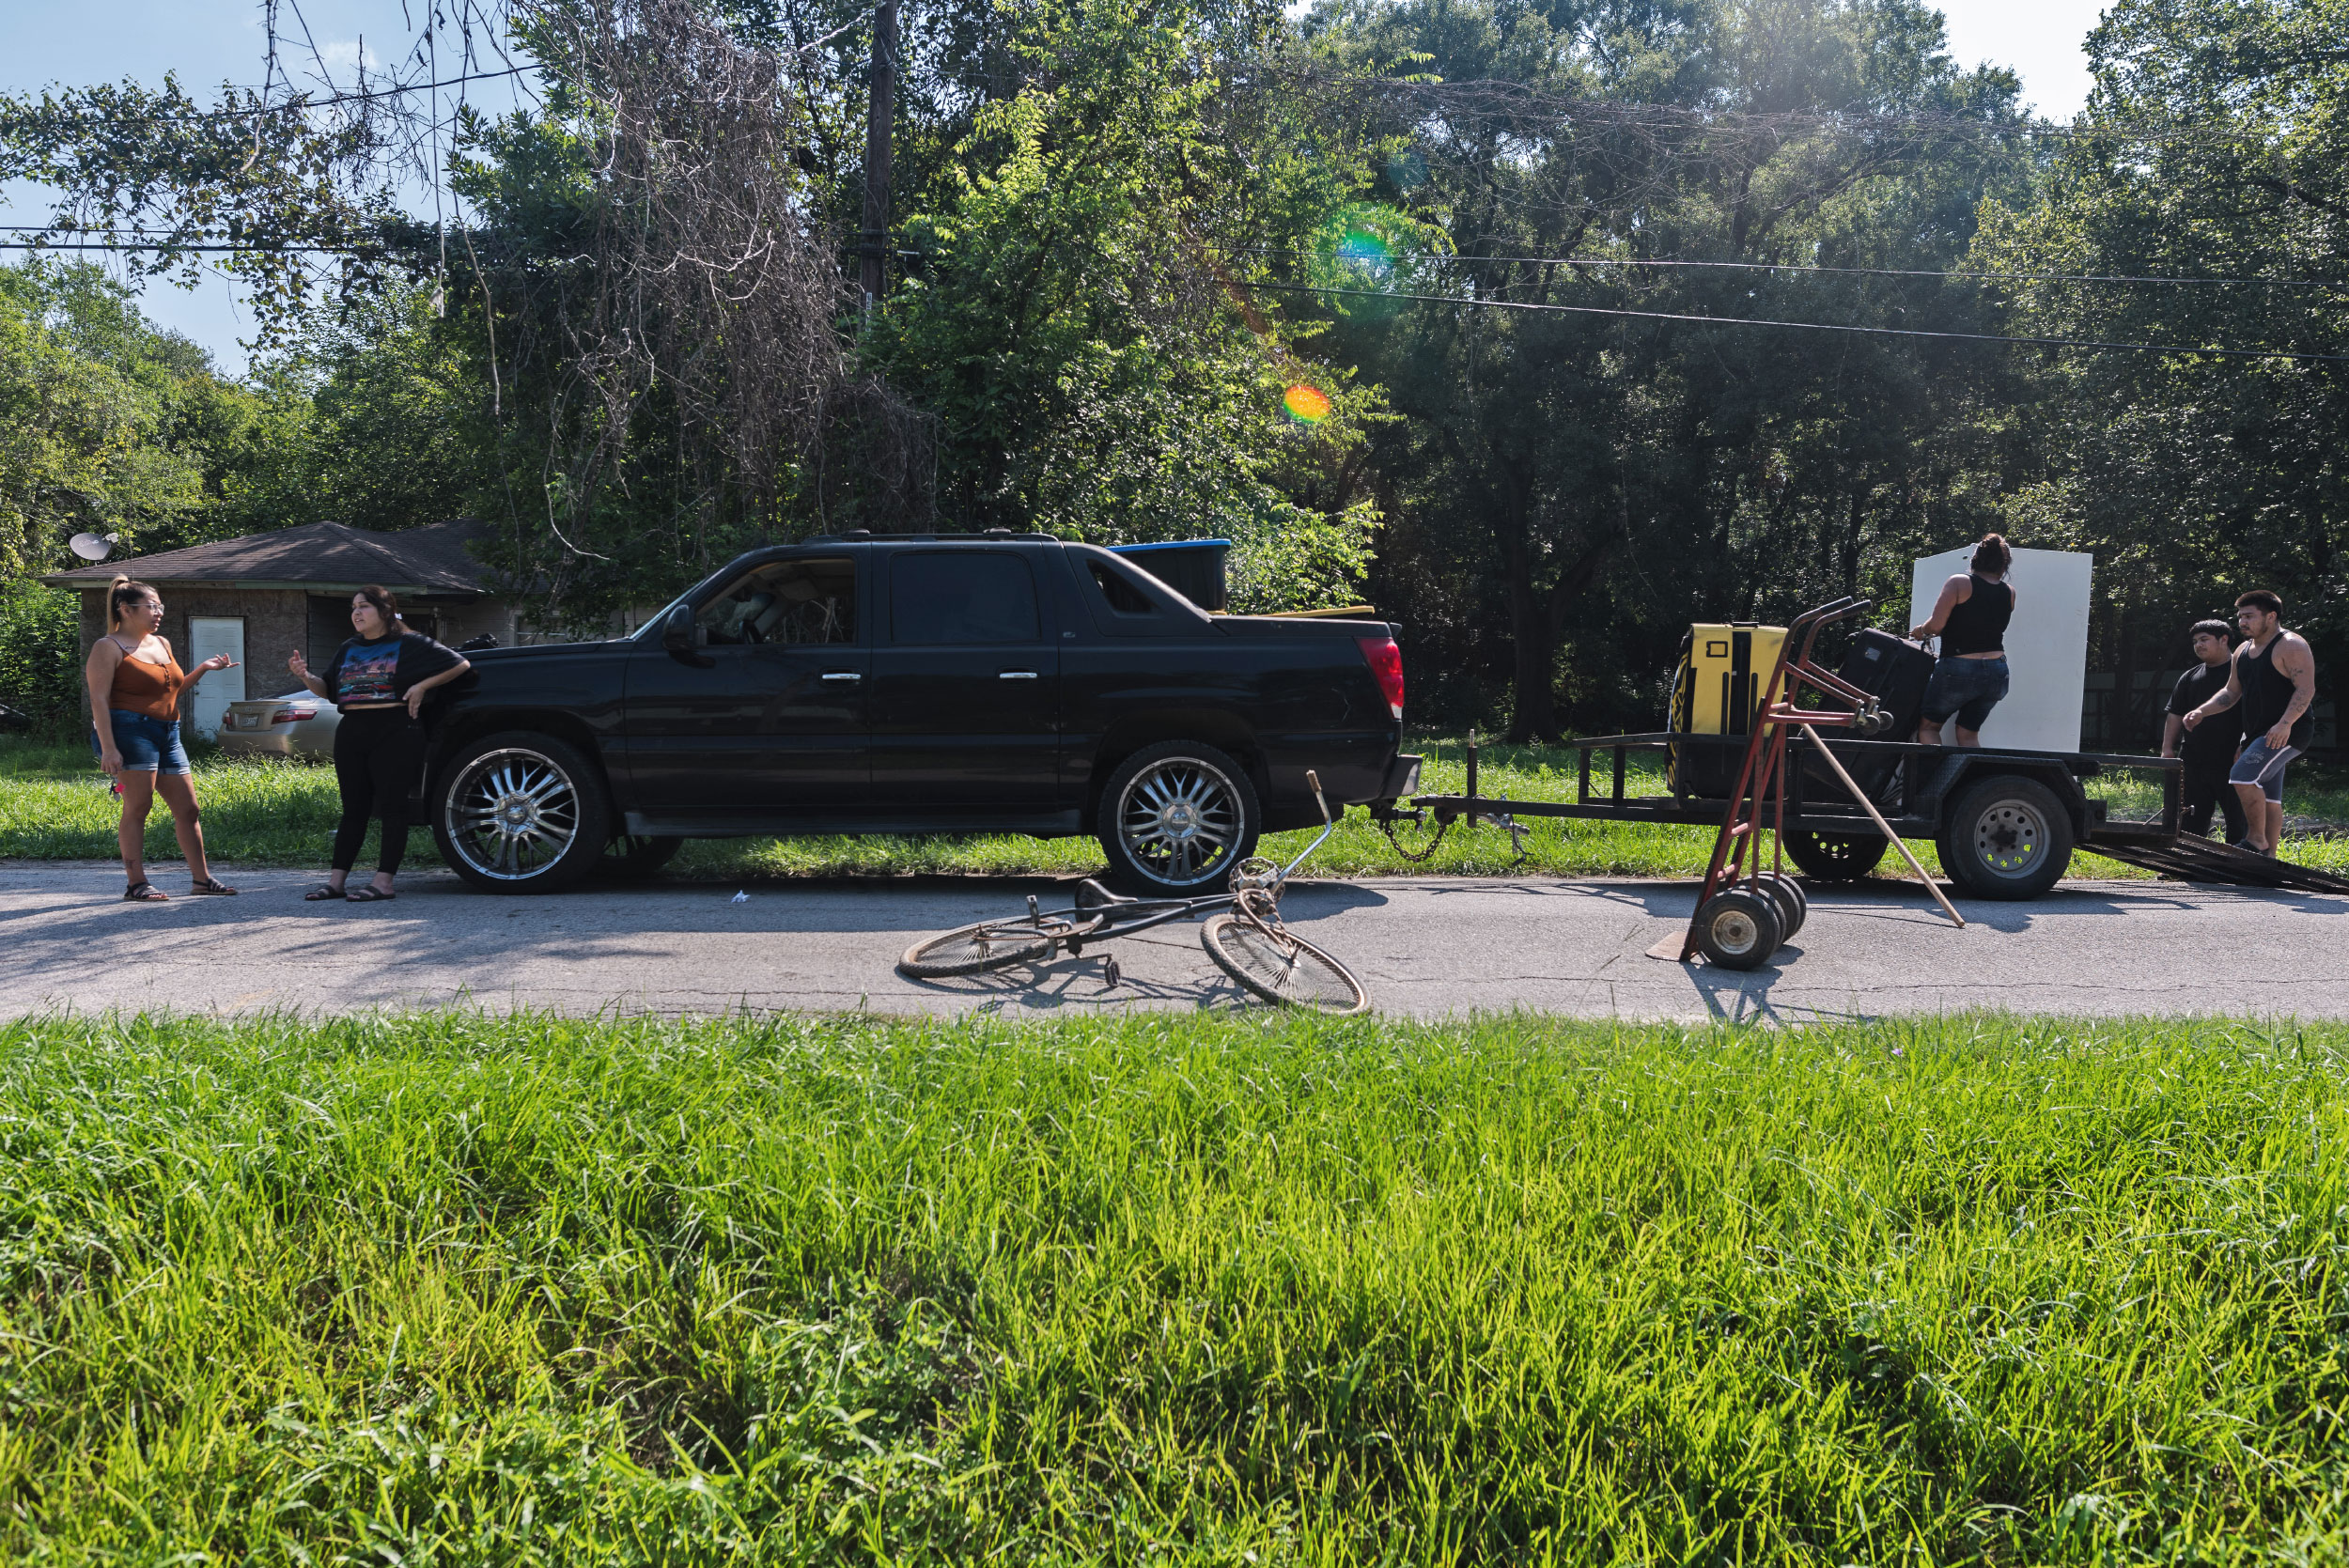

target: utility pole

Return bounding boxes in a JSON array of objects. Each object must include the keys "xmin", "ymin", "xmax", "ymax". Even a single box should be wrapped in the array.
[{"xmin": 860, "ymin": 0, "xmax": 897, "ymax": 312}]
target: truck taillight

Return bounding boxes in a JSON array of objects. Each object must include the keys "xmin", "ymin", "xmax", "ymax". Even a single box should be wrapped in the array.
[
  {"xmin": 1357, "ymin": 636, "xmax": 1405, "ymax": 720},
  {"xmin": 272, "ymin": 706, "xmax": 318, "ymax": 724}
]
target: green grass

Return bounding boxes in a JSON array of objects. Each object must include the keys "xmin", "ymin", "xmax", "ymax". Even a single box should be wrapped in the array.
[
  {"xmin": 5, "ymin": 1010, "xmax": 2349, "ymax": 1562},
  {"xmin": 7, "ymin": 733, "xmax": 2344, "ymax": 881}
]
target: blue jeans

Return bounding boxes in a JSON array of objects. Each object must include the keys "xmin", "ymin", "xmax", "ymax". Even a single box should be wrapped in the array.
[
  {"xmin": 92, "ymin": 709, "xmax": 192, "ymax": 775},
  {"xmin": 1921, "ymin": 657, "xmax": 2009, "ymax": 733}
]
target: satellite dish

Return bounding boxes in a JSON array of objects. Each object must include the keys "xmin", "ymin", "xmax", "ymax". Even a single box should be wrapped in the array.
[{"xmin": 69, "ymin": 532, "xmax": 117, "ymax": 562}]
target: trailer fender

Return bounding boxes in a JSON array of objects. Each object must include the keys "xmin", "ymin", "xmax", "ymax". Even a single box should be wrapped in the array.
[{"xmin": 1922, "ymin": 754, "xmax": 2092, "ymax": 840}]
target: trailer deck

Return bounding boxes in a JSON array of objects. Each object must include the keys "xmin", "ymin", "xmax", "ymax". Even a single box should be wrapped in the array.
[{"xmin": 1378, "ymin": 729, "xmax": 2349, "ymax": 895}]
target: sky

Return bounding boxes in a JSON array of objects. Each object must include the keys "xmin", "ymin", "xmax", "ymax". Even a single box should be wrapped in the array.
[{"xmin": 1, "ymin": 0, "xmax": 2110, "ymax": 376}]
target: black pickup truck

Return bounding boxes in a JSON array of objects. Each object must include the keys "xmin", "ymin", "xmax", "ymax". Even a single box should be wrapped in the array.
[{"xmin": 419, "ymin": 534, "xmax": 1419, "ymax": 895}]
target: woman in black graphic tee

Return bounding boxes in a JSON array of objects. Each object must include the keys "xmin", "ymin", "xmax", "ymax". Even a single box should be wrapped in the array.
[{"xmin": 288, "ymin": 585, "xmax": 471, "ymax": 902}]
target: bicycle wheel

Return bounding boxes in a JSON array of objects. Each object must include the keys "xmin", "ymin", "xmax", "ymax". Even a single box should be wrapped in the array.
[
  {"xmin": 899, "ymin": 914, "xmax": 1084, "ymax": 978},
  {"xmin": 1200, "ymin": 914, "xmax": 1369, "ymax": 1016}
]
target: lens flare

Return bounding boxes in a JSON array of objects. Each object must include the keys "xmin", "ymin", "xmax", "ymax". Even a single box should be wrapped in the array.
[
  {"xmin": 1306, "ymin": 203, "xmax": 1427, "ymax": 319},
  {"xmin": 1283, "ymin": 384, "xmax": 1333, "ymax": 425},
  {"xmin": 1335, "ymin": 227, "xmax": 1392, "ymax": 270}
]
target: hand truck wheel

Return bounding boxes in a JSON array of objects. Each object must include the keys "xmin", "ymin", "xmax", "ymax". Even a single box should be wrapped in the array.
[
  {"xmin": 1695, "ymin": 888, "xmax": 1782, "ymax": 970},
  {"xmin": 1755, "ymin": 871, "xmax": 1808, "ymax": 939}
]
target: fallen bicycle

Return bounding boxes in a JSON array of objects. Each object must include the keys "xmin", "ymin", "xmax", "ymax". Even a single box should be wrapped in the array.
[{"xmin": 897, "ymin": 771, "xmax": 1369, "ymax": 1015}]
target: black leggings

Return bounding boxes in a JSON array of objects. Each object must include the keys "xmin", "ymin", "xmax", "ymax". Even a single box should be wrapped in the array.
[{"xmin": 332, "ymin": 707, "xmax": 426, "ymax": 875}]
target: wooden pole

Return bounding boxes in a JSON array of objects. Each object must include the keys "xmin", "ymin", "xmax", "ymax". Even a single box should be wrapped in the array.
[
  {"xmin": 859, "ymin": 0, "xmax": 897, "ymax": 310},
  {"xmin": 1797, "ymin": 724, "xmax": 1965, "ymax": 927}
]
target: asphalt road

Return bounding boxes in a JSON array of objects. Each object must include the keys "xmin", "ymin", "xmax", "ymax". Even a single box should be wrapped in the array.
[{"xmin": 6, "ymin": 862, "xmax": 2345, "ymax": 1023}]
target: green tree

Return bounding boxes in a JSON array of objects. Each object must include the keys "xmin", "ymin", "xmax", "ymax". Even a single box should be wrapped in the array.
[
  {"xmin": 0, "ymin": 259, "xmax": 223, "ymax": 576},
  {"xmin": 1970, "ymin": 0, "xmax": 2349, "ymax": 737},
  {"xmin": 241, "ymin": 288, "xmax": 494, "ymax": 536},
  {"xmin": 868, "ymin": 0, "xmax": 1387, "ymax": 606},
  {"xmin": 1305, "ymin": 0, "xmax": 2036, "ymax": 736}
]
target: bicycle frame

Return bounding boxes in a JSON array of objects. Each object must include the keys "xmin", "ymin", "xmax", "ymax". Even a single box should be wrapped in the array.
[{"xmin": 1019, "ymin": 768, "xmax": 1343, "ymax": 955}]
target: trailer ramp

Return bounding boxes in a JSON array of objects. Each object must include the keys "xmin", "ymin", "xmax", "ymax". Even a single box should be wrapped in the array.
[{"xmin": 2089, "ymin": 832, "xmax": 2349, "ymax": 894}]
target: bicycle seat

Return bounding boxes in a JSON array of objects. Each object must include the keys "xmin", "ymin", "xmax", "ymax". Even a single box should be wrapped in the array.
[{"xmin": 1073, "ymin": 877, "xmax": 1135, "ymax": 910}]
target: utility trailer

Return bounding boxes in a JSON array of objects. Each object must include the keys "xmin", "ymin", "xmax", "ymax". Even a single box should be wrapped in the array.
[{"xmin": 1375, "ymin": 727, "xmax": 2349, "ymax": 899}]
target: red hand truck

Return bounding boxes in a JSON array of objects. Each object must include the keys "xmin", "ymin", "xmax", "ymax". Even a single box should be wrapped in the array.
[{"xmin": 1665, "ymin": 596, "xmax": 1965, "ymax": 969}]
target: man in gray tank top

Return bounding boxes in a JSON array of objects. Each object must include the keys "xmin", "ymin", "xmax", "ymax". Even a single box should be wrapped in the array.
[{"xmin": 2182, "ymin": 589, "xmax": 2317, "ymax": 856}]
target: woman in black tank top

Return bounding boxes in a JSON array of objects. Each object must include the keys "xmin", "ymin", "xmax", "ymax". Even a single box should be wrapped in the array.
[
  {"xmin": 1939, "ymin": 571, "xmax": 2015, "ymax": 656},
  {"xmin": 1910, "ymin": 534, "xmax": 2019, "ymax": 746}
]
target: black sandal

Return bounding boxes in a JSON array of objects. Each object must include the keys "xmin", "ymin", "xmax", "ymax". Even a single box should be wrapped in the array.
[
  {"xmin": 303, "ymin": 884, "xmax": 347, "ymax": 902},
  {"xmin": 345, "ymin": 886, "xmax": 397, "ymax": 903},
  {"xmin": 189, "ymin": 877, "xmax": 238, "ymax": 896},
  {"xmin": 123, "ymin": 881, "xmax": 168, "ymax": 902}
]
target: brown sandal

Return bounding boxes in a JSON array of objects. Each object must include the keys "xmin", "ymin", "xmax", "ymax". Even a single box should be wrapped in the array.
[
  {"xmin": 123, "ymin": 881, "xmax": 168, "ymax": 902},
  {"xmin": 189, "ymin": 877, "xmax": 238, "ymax": 896}
]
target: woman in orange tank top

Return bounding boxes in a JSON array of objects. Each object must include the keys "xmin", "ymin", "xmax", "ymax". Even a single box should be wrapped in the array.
[{"xmin": 82, "ymin": 576, "xmax": 241, "ymax": 902}]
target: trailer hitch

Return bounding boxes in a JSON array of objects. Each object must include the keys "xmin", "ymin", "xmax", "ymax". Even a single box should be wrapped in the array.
[{"xmin": 1373, "ymin": 731, "xmax": 1530, "ymax": 864}]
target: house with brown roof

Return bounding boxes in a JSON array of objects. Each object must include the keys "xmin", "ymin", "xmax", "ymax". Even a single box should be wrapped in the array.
[{"xmin": 41, "ymin": 519, "xmax": 521, "ymax": 737}]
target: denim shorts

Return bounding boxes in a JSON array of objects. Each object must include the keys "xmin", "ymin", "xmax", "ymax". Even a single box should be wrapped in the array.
[
  {"xmin": 92, "ymin": 709, "xmax": 192, "ymax": 775},
  {"xmin": 2229, "ymin": 735, "xmax": 2304, "ymax": 804},
  {"xmin": 1921, "ymin": 656, "xmax": 2010, "ymax": 732}
]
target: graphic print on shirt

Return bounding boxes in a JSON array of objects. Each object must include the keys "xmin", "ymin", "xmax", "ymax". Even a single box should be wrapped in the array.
[{"xmin": 337, "ymin": 641, "xmax": 401, "ymax": 705}]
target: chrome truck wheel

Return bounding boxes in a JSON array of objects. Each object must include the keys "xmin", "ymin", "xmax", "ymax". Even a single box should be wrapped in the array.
[
  {"xmin": 432, "ymin": 732, "xmax": 612, "ymax": 894},
  {"xmin": 1097, "ymin": 740, "xmax": 1262, "ymax": 895}
]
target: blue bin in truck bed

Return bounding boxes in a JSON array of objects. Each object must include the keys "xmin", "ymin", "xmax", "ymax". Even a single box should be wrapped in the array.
[{"xmin": 1109, "ymin": 538, "xmax": 1230, "ymax": 613}]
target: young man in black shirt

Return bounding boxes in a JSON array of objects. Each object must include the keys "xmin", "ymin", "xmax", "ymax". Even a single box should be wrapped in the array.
[{"xmin": 2161, "ymin": 619, "xmax": 2245, "ymax": 844}]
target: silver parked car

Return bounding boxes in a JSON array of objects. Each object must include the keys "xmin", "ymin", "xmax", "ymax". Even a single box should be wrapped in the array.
[{"xmin": 217, "ymin": 690, "xmax": 340, "ymax": 758}]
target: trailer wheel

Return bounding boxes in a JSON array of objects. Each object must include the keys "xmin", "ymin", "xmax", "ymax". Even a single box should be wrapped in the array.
[
  {"xmin": 1756, "ymin": 871, "xmax": 1808, "ymax": 939},
  {"xmin": 1938, "ymin": 774, "xmax": 2075, "ymax": 900},
  {"xmin": 1782, "ymin": 829, "xmax": 1888, "ymax": 881},
  {"xmin": 1695, "ymin": 888, "xmax": 1781, "ymax": 970}
]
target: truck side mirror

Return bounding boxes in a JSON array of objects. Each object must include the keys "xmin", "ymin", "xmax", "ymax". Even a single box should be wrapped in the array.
[{"xmin": 662, "ymin": 605, "xmax": 712, "ymax": 667}]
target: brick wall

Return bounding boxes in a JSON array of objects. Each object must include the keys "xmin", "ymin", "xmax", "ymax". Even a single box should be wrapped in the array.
[
  {"xmin": 77, "ymin": 586, "xmax": 530, "ymax": 718},
  {"xmin": 305, "ymin": 595, "xmax": 519, "ymax": 664},
  {"xmin": 75, "ymin": 584, "xmax": 305, "ymax": 735}
]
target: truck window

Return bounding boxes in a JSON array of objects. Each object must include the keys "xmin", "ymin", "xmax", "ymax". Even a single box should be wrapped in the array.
[
  {"xmin": 1086, "ymin": 557, "xmax": 1159, "ymax": 616},
  {"xmin": 698, "ymin": 557, "xmax": 857, "ymax": 645},
  {"xmin": 891, "ymin": 552, "xmax": 1040, "ymax": 644}
]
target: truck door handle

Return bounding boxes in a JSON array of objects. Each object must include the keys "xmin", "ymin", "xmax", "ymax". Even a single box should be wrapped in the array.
[
  {"xmin": 999, "ymin": 670, "xmax": 1038, "ymax": 680},
  {"xmin": 820, "ymin": 671, "xmax": 862, "ymax": 682}
]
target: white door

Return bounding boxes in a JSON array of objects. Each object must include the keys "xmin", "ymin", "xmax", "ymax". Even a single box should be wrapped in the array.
[
  {"xmin": 1908, "ymin": 548, "xmax": 2092, "ymax": 753},
  {"xmin": 187, "ymin": 617, "xmax": 246, "ymax": 740}
]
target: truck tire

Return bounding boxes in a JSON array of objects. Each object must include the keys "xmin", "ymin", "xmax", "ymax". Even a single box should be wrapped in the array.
[
  {"xmin": 432, "ymin": 730, "xmax": 613, "ymax": 894},
  {"xmin": 1937, "ymin": 774, "xmax": 2075, "ymax": 900},
  {"xmin": 1097, "ymin": 740, "xmax": 1262, "ymax": 896},
  {"xmin": 1782, "ymin": 828, "xmax": 1889, "ymax": 881}
]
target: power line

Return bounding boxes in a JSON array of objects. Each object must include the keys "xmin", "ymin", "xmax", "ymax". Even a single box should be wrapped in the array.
[
  {"xmin": 2, "ymin": 64, "xmax": 537, "ymax": 129},
  {"xmin": 1341, "ymin": 74, "xmax": 2311, "ymax": 154},
  {"xmin": 22, "ymin": 226, "xmax": 2334, "ymax": 294},
  {"xmin": 1246, "ymin": 279, "xmax": 2349, "ymax": 365},
  {"xmin": 0, "ymin": 241, "xmax": 366, "ymax": 254},
  {"xmin": 1337, "ymin": 249, "xmax": 2349, "ymax": 292}
]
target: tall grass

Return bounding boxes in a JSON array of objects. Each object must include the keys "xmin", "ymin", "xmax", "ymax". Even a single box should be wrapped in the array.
[
  {"xmin": 3, "ymin": 1009, "xmax": 2348, "ymax": 1562},
  {"xmin": 7, "ymin": 733, "xmax": 2344, "ymax": 879}
]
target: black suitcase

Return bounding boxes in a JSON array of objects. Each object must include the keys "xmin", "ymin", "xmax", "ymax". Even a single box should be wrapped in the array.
[
  {"xmin": 1799, "ymin": 629, "xmax": 1932, "ymax": 808},
  {"xmin": 1838, "ymin": 629, "xmax": 1933, "ymax": 741}
]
